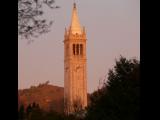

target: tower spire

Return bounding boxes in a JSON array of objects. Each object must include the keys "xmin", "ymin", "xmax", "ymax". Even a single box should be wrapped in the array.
[
  {"xmin": 73, "ymin": 0, "xmax": 76, "ymax": 8},
  {"xmin": 70, "ymin": 2, "xmax": 82, "ymax": 34}
]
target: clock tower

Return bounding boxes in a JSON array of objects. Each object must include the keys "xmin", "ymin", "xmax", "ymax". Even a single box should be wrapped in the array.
[{"xmin": 64, "ymin": 3, "xmax": 87, "ymax": 114}]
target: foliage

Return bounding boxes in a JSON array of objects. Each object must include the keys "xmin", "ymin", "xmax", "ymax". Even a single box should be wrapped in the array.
[
  {"xmin": 44, "ymin": 110, "xmax": 64, "ymax": 120},
  {"xmin": 18, "ymin": 0, "xmax": 59, "ymax": 40},
  {"xmin": 19, "ymin": 104, "xmax": 26, "ymax": 120},
  {"xmin": 72, "ymin": 99, "xmax": 87, "ymax": 120},
  {"xmin": 28, "ymin": 103, "xmax": 44, "ymax": 120},
  {"xmin": 38, "ymin": 80, "xmax": 50, "ymax": 87},
  {"xmin": 18, "ymin": 56, "xmax": 140, "ymax": 120},
  {"xmin": 86, "ymin": 56, "xmax": 140, "ymax": 120},
  {"xmin": 19, "ymin": 102, "xmax": 64, "ymax": 120},
  {"xmin": 18, "ymin": 102, "xmax": 86, "ymax": 120}
]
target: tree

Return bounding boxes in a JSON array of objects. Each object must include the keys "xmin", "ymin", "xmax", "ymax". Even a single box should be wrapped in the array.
[
  {"xmin": 44, "ymin": 110, "xmax": 64, "ymax": 120},
  {"xmin": 18, "ymin": 104, "xmax": 25, "ymax": 120},
  {"xmin": 29, "ymin": 104, "xmax": 44, "ymax": 120},
  {"xmin": 72, "ymin": 99, "xmax": 87, "ymax": 119},
  {"xmin": 25, "ymin": 102, "xmax": 44, "ymax": 120},
  {"xmin": 19, "ymin": 102, "xmax": 65, "ymax": 120},
  {"xmin": 86, "ymin": 56, "xmax": 140, "ymax": 120},
  {"xmin": 18, "ymin": 0, "xmax": 59, "ymax": 40},
  {"xmin": 26, "ymin": 103, "xmax": 32, "ymax": 117},
  {"xmin": 45, "ymin": 80, "xmax": 50, "ymax": 85},
  {"xmin": 73, "ymin": 99, "xmax": 83, "ymax": 113}
]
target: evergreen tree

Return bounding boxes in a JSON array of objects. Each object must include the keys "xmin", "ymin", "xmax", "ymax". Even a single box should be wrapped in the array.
[
  {"xmin": 18, "ymin": 104, "xmax": 25, "ymax": 120},
  {"xmin": 86, "ymin": 56, "xmax": 140, "ymax": 120}
]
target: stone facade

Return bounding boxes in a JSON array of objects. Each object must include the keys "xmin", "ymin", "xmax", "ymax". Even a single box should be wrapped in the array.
[{"xmin": 64, "ymin": 3, "xmax": 87, "ymax": 114}]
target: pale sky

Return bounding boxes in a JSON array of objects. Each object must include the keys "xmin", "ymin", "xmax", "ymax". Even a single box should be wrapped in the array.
[{"xmin": 18, "ymin": 0, "xmax": 140, "ymax": 93}]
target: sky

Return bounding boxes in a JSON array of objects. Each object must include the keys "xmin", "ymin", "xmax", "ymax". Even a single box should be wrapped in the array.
[{"xmin": 18, "ymin": 0, "xmax": 140, "ymax": 93}]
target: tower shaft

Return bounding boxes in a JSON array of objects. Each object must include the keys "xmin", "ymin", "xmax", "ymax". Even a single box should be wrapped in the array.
[{"xmin": 64, "ymin": 3, "xmax": 87, "ymax": 114}]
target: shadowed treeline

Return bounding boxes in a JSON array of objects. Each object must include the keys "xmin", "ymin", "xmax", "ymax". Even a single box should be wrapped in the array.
[
  {"xmin": 85, "ymin": 56, "xmax": 140, "ymax": 120},
  {"xmin": 18, "ymin": 56, "xmax": 140, "ymax": 120}
]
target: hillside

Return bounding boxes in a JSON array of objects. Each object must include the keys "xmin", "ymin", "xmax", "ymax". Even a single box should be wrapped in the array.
[
  {"xmin": 18, "ymin": 83, "xmax": 91, "ymax": 114},
  {"xmin": 18, "ymin": 83, "xmax": 64, "ymax": 113}
]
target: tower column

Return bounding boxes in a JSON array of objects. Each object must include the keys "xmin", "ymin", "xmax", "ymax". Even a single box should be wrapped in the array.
[{"xmin": 64, "ymin": 2, "xmax": 88, "ymax": 114}]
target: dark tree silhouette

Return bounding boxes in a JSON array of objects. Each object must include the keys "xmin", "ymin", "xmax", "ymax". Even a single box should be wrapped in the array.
[
  {"xmin": 29, "ymin": 104, "xmax": 44, "ymax": 120},
  {"xmin": 18, "ymin": 104, "xmax": 25, "ymax": 120},
  {"xmin": 86, "ymin": 56, "xmax": 140, "ymax": 120},
  {"xmin": 19, "ymin": 102, "xmax": 65, "ymax": 120},
  {"xmin": 18, "ymin": 0, "xmax": 59, "ymax": 40},
  {"xmin": 26, "ymin": 103, "xmax": 32, "ymax": 118},
  {"xmin": 73, "ymin": 99, "xmax": 83, "ymax": 113},
  {"xmin": 44, "ymin": 110, "xmax": 64, "ymax": 120},
  {"xmin": 72, "ymin": 99, "xmax": 86, "ymax": 119}
]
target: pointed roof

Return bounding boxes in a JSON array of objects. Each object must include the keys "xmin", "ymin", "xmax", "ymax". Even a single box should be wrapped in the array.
[{"xmin": 70, "ymin": 3, "xmax": 82, "ymax": 34}]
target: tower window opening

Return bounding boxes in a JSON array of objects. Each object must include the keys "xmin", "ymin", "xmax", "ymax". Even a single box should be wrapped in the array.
[
  {"xmin": 73, "ymin": 44, "xmax": 75, "ymax": 55},
  {"xmin": 76, "ymin": 44, "xmax": 79, "ymax": 55}
]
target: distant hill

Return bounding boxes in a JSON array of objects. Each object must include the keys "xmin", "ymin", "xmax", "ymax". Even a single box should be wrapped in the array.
[
  {"xmin": 18, "ymin": 82, "xmax": 90, "ymax": 114},
  {"xmin": 18, "ymin": 82, "xmax": 64, "ymax": 113}
]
